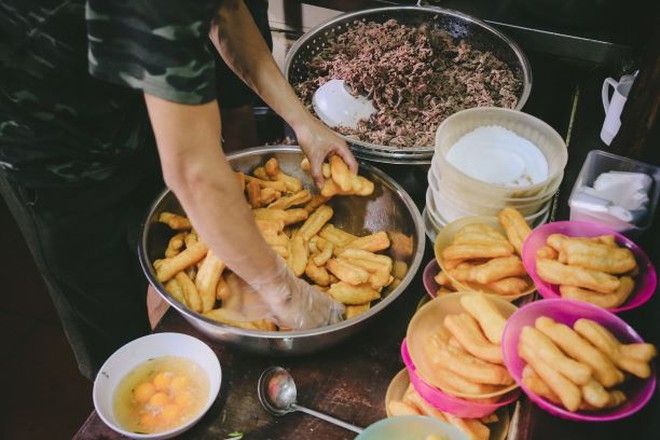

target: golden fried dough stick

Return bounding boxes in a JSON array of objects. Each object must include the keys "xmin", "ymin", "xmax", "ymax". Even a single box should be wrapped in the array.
[
  {"xmin": 174, "ymin": 271, "xmax": 202, "ymax": 313},
  {"xmin": 535, "ymin": 245, "xmax": 559, "ymax": 260},
  {"xmin": 341, "ymin": 255, "xmax": 392, "ymax": 290},
  {"xmin": 264, "ymin": 157, "xmax": 303, "ymax": 192},
  {"xmin": 444, "ymin": 313, "xmax": 504, "ymax": 364},
  {"xmin": 164, "ymin": 278, "xmax": 188, "ymax": 307},
  {"xmin": 246, "ymin": 179, "xmax": 263, "ymax": 208},
  {"xmin": 454, "ymin": 223, "xmax": 509, "ymax": 245},
  {"xmin": 428, "ymin": 334, "xmax": 513, "ymax": 386},
  {"xmin": 158, "ymin": 212, "xmax": 193, "ymax": 230},
  {"xmin": 547, "ymin": 233, "xmax": 618, "ymax": 253},
  {"xmin": 327, "ymin": 155, "xmax": 374, "ymax": 195},
  {"xmin": 299, "ymin": 157, "xmax": 331, "ymax": 178},
  {"xmin": 258, "ymin": 187, "xmax": 280, "ymax": 206},
  {"xmin": 498, "ymin": 207, "xmax": 531, "ymax": 256},
  {"xmin": 522, "ymin": 364, "xmax": 562, "ymax": 404},
  {"xmin": 334, "ymin": 247, "xmax": 392, "ymax": 265},
  {"xmin": 519, "ymin": 342, "xmax": 582, "ymax": 412},
  {"xmin": 320, "ymin": 179, "xmax": 343, "ymax": 197},
  {"xmin": 320, "ymin": 176, "xmax": 374, "ymax": 197},
  {"xmin": 195, "ymin": 250, "xmax": 226, "ymax": 312},
  {"xmin": 450, "ymin": 255, "xmax": 527, "ymax": 284},
  {"xmin": 442, "ymin": 242, "xmax": 514, "ymax": 261},
  {"xmin": 523, "ymin": 365, "xmax": 627, "ymax": 411},
  {"xmin": 487, "ymin": 276, "xmax": 530, "ymax": 296},
  {"xmin": 580, "ymin": 378, "xmax": 611, "ymax": 409},
  {"xmin": 344, "ymin": 302, "xmax": 371, "ymax": 319},
  {"xmin": 303, "ymin": 194, "xmax": 332, "ymax": 214},
  {"xmin": 403, "ymin": 386, "xmax": 449, "ymax": 422},
  {"xmin": 352, "ymin": 176, "xmax": 375, "ymax": 196},
  {"xmin": 392, "ymin": 260, "xmax": 408, "ymax": 280},
  {"xmin": 164, "ymin": 232, "xmax": 187, "ymax": 258},
  {"xmin": 252, "ymin": 166, "xmax": 270, "ymax": 181},
  {"xmin": 422, "ymin": 333, "xmax": 503, "ymax": 395},
  {"xmin": 387, "ymin": 399, "xmax": 421, "ymax": 417},
  {"xmin": 311, "ymin": 240, "xmax": 334, "ymax": 266},
  {"xmin": 304, "ymin": 260, "xmax": 330, "ymax": 287},
  {"xmin": 444, "ymin": 413, "xmax": 490, "ymax": 440},
  {"xmin": 287, "ymin": 235, "xmax": 308, "ymax": 277},
  {"xmin": 434, "ymin": 270, "xmax": 454, "ymax": 288},
  {"xmin": 559, "ymin": 238, "xmax": 637, "ymax": 274},
  {"xmin": 620, "ymin": 343, "xmax": 658, "ymax": 362},
  {"xmin": 326, "ymin": 258, "xmax": 370, "ymax": 285},
  {"xmin": 388, "ymin": 231, "xmax": 414, "ymax": 259},
  {"xmin": 253, "ymin": 207, "xmax": 309, "ymax": 225},
  {"xmin": 574, "ymin": 318, "xmax": 654, "ymax": 379},
  {"xmin": 155, "ymin": 241, "xmax": 209, "ymax": 282},
  {"xmin": 268, "ymin": 189, "xmax": 312, "ymax": 210},
  {"xmin": 329, "ymin": 155, "xmax": 353, "ymax": 192},
  {"xmin": 216, "ymin": 275, "xmax": 230, "ymax": 301},
  {"xmin": 328, "ymin": 281, "xmax": 381, "ymax": 305},
  {"xmin": 203, "ymin": 308, "xmax": 276, "ymax": 331},
  {"xmin": 184, "ymin": 229, "xmax": 199, "ymax": 247},
  {"xmin": 459, "ymin": 294, "xmax": 507, "ymax": 345},
  {"xmin": 559, "ymin": 275, "xmax": 635, "ymax": 309},
  {"xmin": 534, "ymin": 316, "xmax": 624, "ymax": 387},
  {"xmin": 319, "ymin": 224, "xmax": 358, "ymax": 247},
  {"xmin": 296, "ymin": 204, "xmax": 333, "ymax": 241},
  {"xmin": 255, "ymin": 218, "xmax": 285, "ymax": 236},
  {"xmin": 342, "ymin": 230, "xmax": 391, "ymax": 253},
  {"xmin": 244, "ymin": 174, "xmax": 288, "ymax": 192},
  {"xmin": 520, "ymin": 326, "xmax": 593, "ymax": 386},
  {"xmin": 536, "ymin": 258, "xmax": 620, "ymax": 293}
]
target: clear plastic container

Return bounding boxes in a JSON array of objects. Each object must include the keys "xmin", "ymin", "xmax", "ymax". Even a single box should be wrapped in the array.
[{"xmin": 568, "ymin": 150, "xmax": 660, "ymax": 237}]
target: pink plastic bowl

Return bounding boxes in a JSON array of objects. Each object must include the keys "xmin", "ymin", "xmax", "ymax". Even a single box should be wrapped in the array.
[
  {"xmin": 400, "ymin": 339, "xmax": 519, "ymax": 419},
  {"xmin": 501, "ymin": 298, "xmax": 656, "ymax": 422},
  {"xmin": 422, "ymin": 259, "xmax": 441, "ymax": 299},
  {"xmin": 521, "ymin": 220, "xmax": 657, "ymax": 313}
]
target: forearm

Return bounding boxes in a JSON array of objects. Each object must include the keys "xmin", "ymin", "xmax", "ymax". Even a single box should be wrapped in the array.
[
  {"xmin": 210, "ymin": 0, "xmax": 314, "ymax": 131},
  {"xmin": 144, "ymin": 93, "xmax": 281, "ymax": 282}
]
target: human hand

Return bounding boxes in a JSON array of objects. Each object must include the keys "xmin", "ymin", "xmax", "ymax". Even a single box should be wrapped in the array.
[
  {"xmin": 293, "ymin": 116, "xmax": 358, "ymax": 189},
  {"xmin": 252, "ymin": 257, "xmax": 345, "ymax": 330}
]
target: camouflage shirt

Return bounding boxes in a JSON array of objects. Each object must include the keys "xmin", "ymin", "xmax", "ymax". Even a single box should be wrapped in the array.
[{"xmin": 0, "ymin": 0, "xmax": 219, "ymax": 185}]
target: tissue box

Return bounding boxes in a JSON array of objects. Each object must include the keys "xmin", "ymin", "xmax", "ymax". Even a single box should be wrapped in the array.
[{"xmin": 569, "ymin": 150, "xmax": 660, "ymax": 237}]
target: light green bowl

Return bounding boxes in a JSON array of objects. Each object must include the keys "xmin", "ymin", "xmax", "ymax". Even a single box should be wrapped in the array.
[{"xmin": 356, "ymin": 415, "xmax": 469, "ymax": 440}]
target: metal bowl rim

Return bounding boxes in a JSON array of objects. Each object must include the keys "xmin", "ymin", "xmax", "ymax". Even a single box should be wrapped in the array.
[{"xmin": 138, "ymin": 145, "xmax": 426, "ymax": 339}]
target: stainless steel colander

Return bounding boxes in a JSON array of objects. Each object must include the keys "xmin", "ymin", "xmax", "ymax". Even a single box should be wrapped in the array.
[{"xmin": 284, "ymin": 6, "xmax": 532, "ymax": 165}]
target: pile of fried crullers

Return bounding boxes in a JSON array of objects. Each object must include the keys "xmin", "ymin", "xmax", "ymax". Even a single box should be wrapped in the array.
[{"xmin": 152, "ymin": 156, "xmax": 411, "ymax": 331}]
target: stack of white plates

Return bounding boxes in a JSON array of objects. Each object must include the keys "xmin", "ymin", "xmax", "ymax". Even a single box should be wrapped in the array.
[{"xmin": 424, "ymin": 107, "xmax": 567, "ymax": 241}]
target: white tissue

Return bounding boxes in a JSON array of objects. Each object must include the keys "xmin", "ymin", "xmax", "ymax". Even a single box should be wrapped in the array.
[
  {"xmin": 593, "ymin": 171, "xmax": 651, "ymax": 209},
  {"xmin": 572, "ymin": 171, "xmax": 652, "ymax": 227}
]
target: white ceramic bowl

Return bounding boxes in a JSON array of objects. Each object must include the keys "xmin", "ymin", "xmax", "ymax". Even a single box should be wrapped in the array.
[{"xmin": 93, "ymin": 332, "xmax": 221, "ymax": 440}]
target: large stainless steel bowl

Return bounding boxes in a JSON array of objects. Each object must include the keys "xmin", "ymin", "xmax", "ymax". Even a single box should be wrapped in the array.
[
  {"xmin": 138, "ymin": 146, "xmax": 425, "ymax": 356},
  {"xmin": 284, "ymin": 6, "xmax": 533, "ymax": 165}
]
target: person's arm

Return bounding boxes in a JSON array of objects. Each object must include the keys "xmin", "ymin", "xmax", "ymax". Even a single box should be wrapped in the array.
[
  {"xmin": 144, "ymin": 94, "xmax": 280, "ymax": 279},
  {"xmin": 144, "ymin": 93, "xmax": 343, "ymax": 328},
  {"xmin": 208, "ymin": 0, "xmax": 358, "ymax": 187}
]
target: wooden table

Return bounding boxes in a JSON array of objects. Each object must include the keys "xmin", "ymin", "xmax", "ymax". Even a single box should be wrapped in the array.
[{"xmin": 75, "ymin": 5, "xmax": 659, "ymax": 439}]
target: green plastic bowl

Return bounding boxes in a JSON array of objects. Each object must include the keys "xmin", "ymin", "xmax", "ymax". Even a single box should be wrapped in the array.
[{"xmin": 356, "ymin": 415, "xmax": 469, "ymax": 440}]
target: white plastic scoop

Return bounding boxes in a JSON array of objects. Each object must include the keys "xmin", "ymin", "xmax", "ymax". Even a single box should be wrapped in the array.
[{"xmin": 312, "ymin": 79, "xmax": 375, "ymax": 129}]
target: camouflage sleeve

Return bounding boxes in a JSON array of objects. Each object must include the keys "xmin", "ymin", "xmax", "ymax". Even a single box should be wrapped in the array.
[{"xmin": 86, "ymin": 0, "xmax": 219, "ymax": 105}]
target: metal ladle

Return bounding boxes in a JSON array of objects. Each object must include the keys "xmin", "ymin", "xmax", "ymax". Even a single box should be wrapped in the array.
[{"xmin": 258, "ymin": 366, "xmax": 363, "ymax": 434}]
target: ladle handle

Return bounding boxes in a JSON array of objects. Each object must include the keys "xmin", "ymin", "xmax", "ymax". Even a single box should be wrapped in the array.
[{"xmin": 292, "ymin": 404, "xmax": 363, "ymax": 434}]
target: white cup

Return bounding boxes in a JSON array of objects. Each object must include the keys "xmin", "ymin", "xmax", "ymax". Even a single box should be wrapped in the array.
[{"xmin": 600, "ymin": 76, "xmax": 634, "ymax": 146}]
